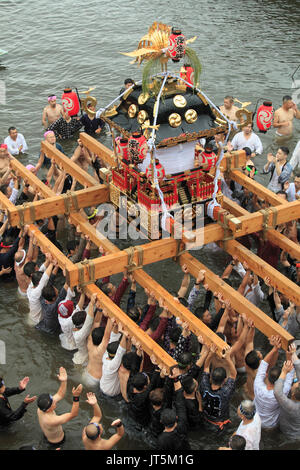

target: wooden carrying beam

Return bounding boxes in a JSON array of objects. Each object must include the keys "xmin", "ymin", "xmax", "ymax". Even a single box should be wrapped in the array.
[
  {"xmin": 41, "ymin": 141, "xmax": 99, "ymax": 187},
  {"xmin": 10, "ymin": 158, "xmax": 54, "ymax": 199},
  {"xmin": 5, "ymin": 185, "xmax": 109, "ymax": 227},
  {"xmin": 179, "ymin": 252, "xmax": 294, "ymax": 350},
  {"xmin": 219, "ymin": 150, "xmax": 247, "ymax": 173},
  {"xmin": 224, "ymin": 239, "xmax": 300, "ymax": 306},
  {"xmin": 85, "ymin": 284, "xmax": 177, "ymax": 373},
  {"xmin": 229, "ymin": 170, "xmax": 289, "ymax": 207},
  {"xmin": 79, "ymin": 132, "xmax": 117, "ymax": 168},
  {"xmin": 223, "ymin": 196, "xmax": 300, "ymax": 265},
  {"xmin": 133, "ymin": 269, "xmax": 229, "ymax": 356}
]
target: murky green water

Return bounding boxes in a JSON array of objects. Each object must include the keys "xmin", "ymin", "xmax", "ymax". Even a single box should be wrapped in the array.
[{"xmin": 0, "ymin": 0, "xmax": 300, "ymax": 450}]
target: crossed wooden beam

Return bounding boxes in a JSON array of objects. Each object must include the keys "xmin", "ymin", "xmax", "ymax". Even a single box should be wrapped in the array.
[{"xmin": 1, "ymin": 133, "xmax": 297, "ymax": 366}]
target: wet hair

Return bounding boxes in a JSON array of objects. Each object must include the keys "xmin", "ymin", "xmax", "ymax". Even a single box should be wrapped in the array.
[
  {"xmin": 181, "ymin": 375, "xmax": 196, "ymax": 394},
  {"xmin": 276, "ymin": 190, "xmax": 287, "ymax": 197},
  {"xmin": 0, "ymin": 184, "xmax": 9, "ymax": 196},
  {"xmin": 243, "ymin": 146, "xmax": 252, "ymax": 157},
  {"xmin": 124, "ymin": 78, "xmax": 134, "ymax": 85},
  {"xmin": 107, "ymin": 341, "xmax": 119, "ymax": 357},
  {"xmin": 149, "ymin": 388, "xmax": 164, "ymax": 406},
  {"xmin": 101, "ymin": 284, "xmax": 112, "ymax": 296},
  {"xmin": 178, "ymin": 297, "xmax": 189, "ymax": 307},
  {"xmin": 177, "ymin": 352, "xmax": 192, "ymax": 369},
  {"xmin": 160, "ymin": 408, "xmax": 177, "ymax": 428},
  {"xmin": 121, "ymin": 352, "xmax": 141, "ymax": 374},
  {"xmin": 149, "ymin": 316, "xmax": 160, "ymax": 332},
  {"xmin": 215, "ymin": 332, "xmax": 227, "ymax": 343},
  {"xmin": 267, "ymin": 366, "xmax": 281, "ymax": 384},
  {"xmin": 293, "ymin": 168, "xmax": 300, "ymax": 178},
  {"xmin": 8, "ymin": 127, "xmax": 16, "ymax": 133},
  {"xmin": 41, "ymin": 284, "xmax": 56, "ymax": 302},
  {"xmin": 283, "ymin": 95, "xmax": 292, "ymax": 102},
  {"xmin": 169, "ymin": 327, "xmax": 182, "ymax": 344},
  {"xmin": 278, "ymin": 146, "xmax": 289, "ymax": 156},
  {"xmin": 239, "ymin": 400, "xmax": 256, "ymax": 420},
  {"xmin": 66, "ymin": 240, "xmax": 79, "ymax": 253},
  {"xmin": 211, "ymin": 367, "xmax": 227, "ymax": 385},
  {"xmin": 132, "ymin": 372, "xmax": 148, "ymax": 391},
  {"xmin": 85, "ymin": 422, "xmax": 101, "ymax": 440},
  {"xmin": 245, "ymin": 350, "xmax": 260, "ymax": 370},
  {"xmin": 224, "ymin": 95, "xmax": 234, "ymax": 103},
  {"xmin": 230, "ymin": 434, "xmax": 246, "ymax": 450},
  {"xmin": 37, "ymin": 393, "xmax": 53, "ymax": 412},
  {"xmin": 23, "ymin": 261, "xmax": 37, "ymax": 277},
  {"xmin": 91, "ymin": 327, "xmax": 105, "ymax": 346},
  {"xmin": 31, "ymin": 271, "xmax": 43, "ymax": 287},
  {"xmin": 127, "ymin": 306, "xmax": 140, "ymax": 323},
  {"xmin": 72, "ymin": 310, "xmax": 87, "ymax": 328}
]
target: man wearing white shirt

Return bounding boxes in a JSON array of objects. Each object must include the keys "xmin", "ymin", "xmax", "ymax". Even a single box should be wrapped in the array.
[
  {"xmin": 228, "ymin": 123, "xmax": 263, "ymax": 159},
  {"xmin": 99, "ymin": 330, "xmax": 127, "ymax": 398},
  {"xmin": 235, "ymin": 400, "xmax": 261, "ymax": 450},
  {"xmin": 26, "ymin": 258, "xmax": 54, "ymax": 325},
  {"xmin": 254, "ymin": 336, "xmax": 294, "ymax": 430},
  {"xmin": 284, "ymin": 168, "xmax": 300, "ymax": 201},
  {"xmin": 4, "ymin": 127, "xmax": 28, "ymax": 156}
]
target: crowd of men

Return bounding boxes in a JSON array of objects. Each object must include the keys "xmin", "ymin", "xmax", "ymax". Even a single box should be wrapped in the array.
[{"xmin": 0, "ymin": 91, "xmax": 300, "ymax": 451}]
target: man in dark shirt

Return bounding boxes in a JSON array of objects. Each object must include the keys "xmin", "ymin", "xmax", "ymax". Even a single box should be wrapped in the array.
[
  {"xmin": 0, "ymin": 235, "xmax": 20, "ymax": 281},
  {"xmin": 157, "ymin": 377, "xmax": 190, "ymax": 450},
  {"xmin": 47, "ymin": 111, "xmax": 82, "ymax": 140},
  {"xmin": 80, "ymin": 105, "xmax": 104, "ymax": 135},
  {"xmin": 0, "ymin": 376, "xmax": 36, "ymax": 425},
  {"xmin": 36, "ymin": 282, "xmax": 68, "ymax": 335},
  {"xmin": 199, "ymin": 345, "xmax": 236, "ymax": 432}
]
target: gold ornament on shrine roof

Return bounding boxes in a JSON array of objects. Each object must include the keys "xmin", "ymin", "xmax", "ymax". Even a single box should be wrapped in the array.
[
  {"xmin": 185, "ymin": 109, "xmax": 198, "ymax": 123},
  {"xmin": 173, "ymin": 95, "xmax": 187, "ymax": 108},
  {"xmin": 137, "ymin": 110, "xmax": 149, "ymax": 124},
  {"xmin": 128, "ymin": 104, "xmax": 138, "ymax": 118},
  {"xmin": 138, "ymin": 92, "xmax": 150, "ymax": 105},
  {"xmin": 169, "ymin": 113, "xmax": 182, "ymax": 128}
]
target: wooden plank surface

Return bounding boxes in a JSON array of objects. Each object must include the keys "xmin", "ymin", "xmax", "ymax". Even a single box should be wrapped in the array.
[
  {"xmin": 179, "ymin": 252, "xmax": 294, "ymax": 350},
  {"xmin": 6, "ymin": 185, "xmax": 109, "ymax": 226}
]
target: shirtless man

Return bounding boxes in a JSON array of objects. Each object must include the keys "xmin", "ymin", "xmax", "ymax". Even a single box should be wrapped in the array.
[
  {"xmin": 37, "ymin": 366, "xmax": 82, "ymax": 446},
  {"xmin": 71, "ymin": 138, "xmax": 93, "ymax": 172},
  {"xmin": 14, "ymin": 226, "xmax": 35, "ymax": 296},
  {"xmin": 273, "ymin": 95, "xmax": 300, "ymax": 138},
  {"xmin": 82, "ymin": 392, "xmax": 125, "ymax": 450},
  {"xmin": 82, "ymin": 313, "xmax": 113, "ymax": 390},
  {"xmin": 219, "ymin": 96, "xmax": 239, "ymax": 122},
  {"xmin": 0, "ymin": 145, "xmax": 12, "ymax": 182},
  {"xmin": 42, "ymin": 95, "xmax": 64, "ymax": 129}
]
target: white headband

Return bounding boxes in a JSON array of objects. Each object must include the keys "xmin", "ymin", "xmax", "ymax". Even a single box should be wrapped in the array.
[{"xmin": 15, "ymin": 249, "xmax": 26, "ymax": 266}]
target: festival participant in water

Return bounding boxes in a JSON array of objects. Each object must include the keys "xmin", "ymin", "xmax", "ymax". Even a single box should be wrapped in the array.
[
  {"xmin": 82, "ymin": 392, "xmax": 124, "ymax": 450},
  {"xmin": 199, "ymin": 345, "xmax": 236, "ymax": 433},
  {"xmin": 233, "ymin": 400, "xmax": 261, "ymax": 450},
  {"xmin": 34, "ymin": 130, "xmax": 64, "ymax": 171},
  {"xmin": 47, "ymin": 110, "xmax": 82, "ymax": 140},
  {"xmin": 42, "ymin": 95, "xmax": 64, "ymax": 129},
  {"xmin": 157, "ymin": 372, "xmax": 190, "ymax": 450},
  {"xmin": 219, "ymin": 95, "xmax": 239, "ymax": 122},
  {"xmin": 0, "ymin": 375, "xmax": 36, "ymax": 426},
  {"xmin": 218, "ymin": 434, "xmax": 246, "ymax": 450},
  {"xmin": 273, "ymin": 95, "xmax": 300, "ymax": 139},
  {"xmin": 37, "ymin": 366, "xmax": 82, "ymax": 446},
  {"xmin": 4, "ymin": 127, "xmax": 28, "ymax": 156},
  {"xmin": 14, "ymin": 225, "xmax": 35, "ymax": 296},
  {"xmin": 80, "ymin": 104, "xmax": 105, "ymax": 135},
  {"xmin": 83, "ymin": 315, "xmax": 114, "ymax": 390},
  {"xmin": 72, "ymin": 293, "xmax": 98, "ymax": 366},
  {"xmin": 254, "ymin": 337, "xmax": 294, "ymax": 431},
  {"xmin": 227, "ymin": 123, "xmax": 263, "ymax": 158},
  {"xmin": 284, "ymin": 168, "xmax": 300, "ymax": 201},
  {"xmin": 71, "ymin": 138, "xmax": 94, "ymax": 173},
  {"xmin": 263, "ymin": 146, "xmax": 292, "ymax": 193}
]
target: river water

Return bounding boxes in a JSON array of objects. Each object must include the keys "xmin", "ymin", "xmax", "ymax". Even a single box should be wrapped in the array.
[{"xmin": 0, "ymin": 0, "xmax": 300, "ymax": 451}]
